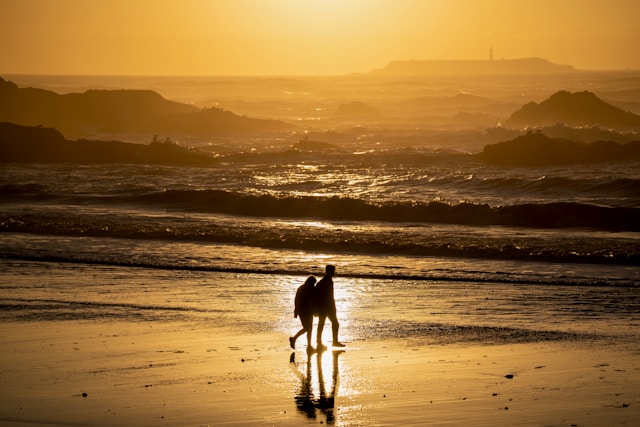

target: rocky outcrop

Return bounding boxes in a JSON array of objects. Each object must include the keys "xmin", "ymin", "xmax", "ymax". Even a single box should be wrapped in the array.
[
  {"xmin": 505, "ymin": 91, "xmax": 640, "ymax": 128},
  {"xmin": 0, "ymin": 122, "xmax": 216, "ymax": 165},
  {"xmin": 478, "ymin": 132, "xmax": 640, "ymax": 166}
]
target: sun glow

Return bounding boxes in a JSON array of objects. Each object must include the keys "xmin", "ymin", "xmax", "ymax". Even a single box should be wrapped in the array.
[
  {"xmin": 1, "ymin": 0, "xmax": 638, "ymax": 75},
  {"xmin": 271, "ymin": 0, "xmax": 385, "ymax": 26}
]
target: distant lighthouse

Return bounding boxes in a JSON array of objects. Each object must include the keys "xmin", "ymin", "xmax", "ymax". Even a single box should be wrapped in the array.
[{"xmin": 490, "ymin": 46, "xmax": 494, "ymax": 61}]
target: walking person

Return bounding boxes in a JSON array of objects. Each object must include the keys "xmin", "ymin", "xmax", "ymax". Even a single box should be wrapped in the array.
[
  {"xmin": 315, "ymin": 265, "xmax": 345, "ymax": 350},
  {"xmin": 290, "ymin": 276, "xmax": 317, "ymax": 353}
]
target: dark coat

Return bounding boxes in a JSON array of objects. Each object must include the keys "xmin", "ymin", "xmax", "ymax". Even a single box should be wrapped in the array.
[
  {"xmin": 314, "ymin": 276, "xmax": 335, "ymax": 316},
  {"xmin": 294, "ymin": 280, "xmax": 316, "ymax": 318}
]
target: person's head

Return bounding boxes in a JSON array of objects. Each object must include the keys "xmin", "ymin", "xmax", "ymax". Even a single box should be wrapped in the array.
[
  {"xmin": 325, "ymin": 264, "xmax": 336, "ymax": 277},
  {"xmin": 305, "ymin": 276, "xmax": 317, "ymax": 286}
]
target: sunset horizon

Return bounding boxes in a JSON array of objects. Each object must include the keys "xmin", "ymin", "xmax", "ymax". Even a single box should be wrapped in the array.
[
  {"xmin": 0, "ymin": 57, "xmax": 586, "ymax": 79},
  {"xmin": 0, "ymin": 56, "xmax": 609, "ymax": 78},
  {"xmin": 2, "ymin": 0, "xmax": 639, "ymax": 76}
]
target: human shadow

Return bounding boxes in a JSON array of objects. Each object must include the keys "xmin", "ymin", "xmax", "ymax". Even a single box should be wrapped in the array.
[{"xmin": 290, "ymin": 349, "xmax": 343, "ymax": 424}]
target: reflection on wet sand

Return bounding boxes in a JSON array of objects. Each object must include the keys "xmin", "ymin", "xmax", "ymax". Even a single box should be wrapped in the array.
[{"xmin": 291, "ymin": 349, "xmax": 343, "ymax": 424}]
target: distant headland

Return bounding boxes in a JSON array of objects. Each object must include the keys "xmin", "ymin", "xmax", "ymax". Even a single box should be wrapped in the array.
[
  {"xmin": 371, "ymin": 58, "xmax": 575, "ymax": 76},
  {"xmin": 0, "ymin": 77, "xmax": 294, "ymax": 139}
]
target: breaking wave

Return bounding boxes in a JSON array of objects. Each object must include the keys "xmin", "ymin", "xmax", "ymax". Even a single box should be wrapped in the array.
[{"xmin": 2, "ymin": 184, "xmax": 638, "ymax": 231}]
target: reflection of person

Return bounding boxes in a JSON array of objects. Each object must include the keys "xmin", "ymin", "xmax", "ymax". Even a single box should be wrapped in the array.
[
  {"xmin": 315, "ymin": 350, "xmax": 341, "ymax": 424},
  {"xmin": 315, "ymin": 265, "xmax": 345, "ymax": 350},
  {"xmin": 290, "ymin": 350, "xmax": 342, "ymax": 424},
  {"xmin": 291, "ymin": 352, "xmax": 317, "ymax": 420},
  {"xmin": 290, "ymin": 276, "xmax": 317, "ymax": 353}
]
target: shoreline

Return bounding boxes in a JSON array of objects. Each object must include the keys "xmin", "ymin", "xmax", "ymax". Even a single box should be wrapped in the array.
[
  {"xmin": 1, "ymin": 261, "xmax": 638, "ymax": 426},
  {"xmin": 1, "ymin": 319, "xmax": 638, "ymax": 426}
]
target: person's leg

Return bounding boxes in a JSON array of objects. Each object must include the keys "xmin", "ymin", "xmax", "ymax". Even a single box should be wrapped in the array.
[
  {"xmin": 328, "ymin": 311, "xmax": 344, "ymax": 346},
  {"xmin": 316, "ymin": 314, "xmax": 327, "ymax": 349},
  {"xmin": 292, "ymin": 314, "xmax": 313, "ymax": 349},
  {"xmin": 291, "ymin": 327, "xmax": 305, "ymax": 347},
  {"xmin": 301, "ymin": 314, "xmax": 314, "ymax": 353}
]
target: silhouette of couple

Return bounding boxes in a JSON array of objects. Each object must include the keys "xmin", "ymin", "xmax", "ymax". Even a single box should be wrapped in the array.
[{"xmin": 290, "ymin": 265, "xmax": 345, "ymax": 353}]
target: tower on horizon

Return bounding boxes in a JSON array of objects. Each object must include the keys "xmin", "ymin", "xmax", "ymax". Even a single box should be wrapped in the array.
[{"xmin": 490, "ymin": 46, "xmax": 494, "ymax": 61}]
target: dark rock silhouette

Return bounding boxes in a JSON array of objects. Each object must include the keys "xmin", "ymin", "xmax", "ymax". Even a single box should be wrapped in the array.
[
  {"xmin": 526, "ymin": 123, "xmax": 635, "ymax": 143},
  {"xmin": 0, "ymin": 122, "xmax": 216, "ymax": 165},
  {"xmin": 478, "ymin": 132, "xmax": 640, "ymax": 166},
  {"xmin": 505, "ymin": 90, "xmax": 640, "ymax": 128},
  {"xmin": 485, "ymin": 123, "xmax": 635, "ymax": 145},
  {"xmin": 0, "ymin": 77, "xmax": 294, "ymax": 137},
  {"xmin": 0, "ymin": 77, "xmax": 196, "ymax": 131},
  {"xmin": 372, "ymin": 58, "xmax": 574, "ymax": 76}
]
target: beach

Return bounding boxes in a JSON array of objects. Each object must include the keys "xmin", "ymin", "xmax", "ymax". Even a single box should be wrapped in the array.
[
  {"xmin": 3, "ymin": 5, "xmax": 640, "ymax": 426},
  {"xmin": 1, "ymin": 261, "xmax": 638, "ymax": 426},
  {"xmin": 1, "ymin": 315, "xmax": 639, "ymax": 426}
]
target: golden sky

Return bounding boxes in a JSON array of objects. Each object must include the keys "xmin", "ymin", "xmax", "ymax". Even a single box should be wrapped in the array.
[{"xmin": 1, "ymin": 0, "xmax": 639, "ymax": 75}]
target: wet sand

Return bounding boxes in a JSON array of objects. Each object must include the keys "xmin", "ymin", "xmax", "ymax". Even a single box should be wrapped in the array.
[{"xmin": 1, "ymin": 319, "xmax": 638, "ymax": 426}]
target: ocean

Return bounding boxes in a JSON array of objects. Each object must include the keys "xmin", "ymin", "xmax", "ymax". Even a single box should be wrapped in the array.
[
  {"xmin": 1, "ymin": 152, "xmax": 639, "ymax": 284},
  {"xmin": 1, "ymin": 74, "xmax": 639, "ymax": 343}
]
